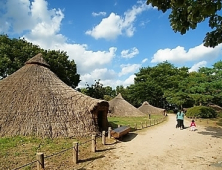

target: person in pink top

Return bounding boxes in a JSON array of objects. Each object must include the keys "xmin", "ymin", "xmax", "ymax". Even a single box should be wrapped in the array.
[{"xmin": 190, "ymin": 120, "xmax": 196, "ymax": 131}]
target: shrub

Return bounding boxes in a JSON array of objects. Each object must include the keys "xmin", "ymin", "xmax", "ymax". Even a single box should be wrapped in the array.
[
  {"xmin": 186, "ymin": 106, "xmax": 217, "ymax": 118},
  {"xmin": 217, "ymin": 112, "xmax": 222, "ymax": 118}
]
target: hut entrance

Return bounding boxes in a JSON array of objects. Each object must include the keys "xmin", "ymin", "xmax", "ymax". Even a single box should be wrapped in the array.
[{"xmin": 97, "ymin": 111, "xmax": 106, "ymax": 131}]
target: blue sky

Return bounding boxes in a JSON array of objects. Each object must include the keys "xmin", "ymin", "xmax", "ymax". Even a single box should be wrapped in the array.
[{"xmin": 0, "ymin": 0, "xmax": 222, "ymax": 88}]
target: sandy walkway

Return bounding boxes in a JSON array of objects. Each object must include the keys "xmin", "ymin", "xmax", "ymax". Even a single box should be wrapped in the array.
[{"xmin": 83, "ymin": 114, "xmax": 222, "ymax": 170}]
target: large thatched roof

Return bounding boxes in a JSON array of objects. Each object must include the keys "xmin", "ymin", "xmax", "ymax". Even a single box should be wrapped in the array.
[
  {"xmin": 0, "ymin": 53, "xmax": 109, "ymax": 138},
  {"xmin": 138, "ymin": 101, "xmax": 165, "ymax": 115},
  {"xmin": 108, "ymin": 93, "xmax": 145, "ymax": 117}
]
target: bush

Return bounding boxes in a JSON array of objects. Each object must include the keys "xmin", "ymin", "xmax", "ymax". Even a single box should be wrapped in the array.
[
  {"xmin": 186, "ymin": 106, "xmax": 217, "ymax": 118},
  {"xmin": 217, "ymin": 112, "xmax": 222, "ymax": 118}
]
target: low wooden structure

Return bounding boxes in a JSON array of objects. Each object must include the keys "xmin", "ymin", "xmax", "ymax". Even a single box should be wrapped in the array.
[{"xmin": 111, "ymin": 126, "xmax": 131, "ymax": 138}]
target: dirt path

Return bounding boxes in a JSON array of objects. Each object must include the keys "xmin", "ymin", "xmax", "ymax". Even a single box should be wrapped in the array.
[{"xmin": 83, "ymin": 114, "xmax": 222, "ymax": 170}]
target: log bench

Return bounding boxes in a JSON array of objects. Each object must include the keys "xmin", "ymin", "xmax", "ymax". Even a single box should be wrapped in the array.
[{"xmin": 111, "ymin": 126, "xmax": 131, "ymax": 138}]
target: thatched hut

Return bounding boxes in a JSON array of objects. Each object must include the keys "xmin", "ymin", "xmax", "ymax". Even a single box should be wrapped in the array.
[
  {"xmin": 108, "ymin": 93, "xmax": 145, "ymax": 117},
  {"xmin": 138, "ymin": 101, "xmax": 165, "ymax": 115},
  {"xmin": 0, "ymin": 53, "xmax": 109, "ymax": 138}
]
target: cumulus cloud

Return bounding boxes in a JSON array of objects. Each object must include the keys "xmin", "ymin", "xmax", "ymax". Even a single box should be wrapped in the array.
[
  {"xmin": 122, "ymin": 74, "xmax": 136, "ymax": 87},
  {"xmin": 85, "ymin": 1, "xmax": 151, "ymax": 40},
  {"xmin": 121, "ymin": 47, "xmax": 139, "ymax": 58},
  {"xmin": 79, "ymin": 68, "xmax": 117, "ymax": 87},
  {"xmin": 119, "ymin": 64, "xmax": 141, "ymax": 76},
  {"xmin": 151, "ymin": 44, "xmax": 222, "ymax": 64},
  {"xmin": 0, "ymin": 0, "xmax": 64, "ymax": 35},
  {"xmin": 189, "ymin": 61, "xmax": 207, "ymax": 72},
  {"xmin": 92, "ymin": 11, "xmax": 106, "ymax": 17}
]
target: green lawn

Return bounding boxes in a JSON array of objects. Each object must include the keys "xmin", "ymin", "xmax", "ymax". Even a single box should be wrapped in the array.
[{"xmin": 108, "ymin": 114, "xmax": 165, "ymax": 129}]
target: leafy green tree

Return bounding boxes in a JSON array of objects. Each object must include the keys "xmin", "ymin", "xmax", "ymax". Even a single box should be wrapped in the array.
[
  {"xmin": 83, "ymin": 80, "xmax": 105, "ymax": 99},
  {"xmin": 130, "ymin": 61, "xmax": 189, "ymax": 108},
  {"xmin": 0, "ymin": 35, "xmax": 80, "ymax": 88},
  {"xmin": 147, "ymin": 0, "xmax": 222, "ymax": 47},
  {"xmin": 198, "ymin": 61, "xmax": 222, "ymax": 106}
]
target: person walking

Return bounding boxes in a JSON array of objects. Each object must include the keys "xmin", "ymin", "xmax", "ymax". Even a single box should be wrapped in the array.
[{"xmin": 176, "ymin": 109, "xmax": 185, "ymax": 130}]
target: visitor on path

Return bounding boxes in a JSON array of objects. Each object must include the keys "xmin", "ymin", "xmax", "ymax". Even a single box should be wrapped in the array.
[
  {"xmin": 190, "ymin": 120, "xmax": 196, "ymax": 131},
  {"xmin": 176, "ymin": 109, "xmax": 185, "ymax": 130},
  {"xmin": 176, "ymin": 115, "xmax": 179, "ymax": 128}
]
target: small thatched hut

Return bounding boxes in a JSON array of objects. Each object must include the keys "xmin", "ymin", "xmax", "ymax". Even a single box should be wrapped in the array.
[
  {"xmin": 0, "ymin": 53, "xmax": 109, "ymax": 138},
  {"xmin": 108, "ymin": 93, "xmax": 145, "ymax": 117},
  {"xmin": 138, "ymin": 101, "xmax": 165, "ymax": 115}
]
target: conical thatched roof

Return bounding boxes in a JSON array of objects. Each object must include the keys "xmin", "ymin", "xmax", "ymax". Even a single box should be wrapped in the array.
[
  {"xmin": 0, "ymin": 53, "xmax": 109, "ymax": 138},
  {"xmin": 138, "ymin": 101, "xmax": 165, "ymax": 115},
  {"xmin": 108, "ymin": 93, "xmax": 145, "ymax": 117}
]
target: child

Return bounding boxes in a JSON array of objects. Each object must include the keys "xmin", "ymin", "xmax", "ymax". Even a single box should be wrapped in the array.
[{"xmin": 190, "ymin": 120, "xmax": 196, "ymax": 131}]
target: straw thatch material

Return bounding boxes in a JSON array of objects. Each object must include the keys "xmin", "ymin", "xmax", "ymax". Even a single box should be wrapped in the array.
[
  {"xmin": 108, "ymin": 93, "xmax": 145, "ymax": 117},
  {"xmin": 0, "ymin": 53, "xmax": 109, "ymax": 138},
  {"xmin": 138, "ymin": 101, "xmax": 165, "ymax": 115},
  {"xmin": 208, "ymin": 104, "xmax": 222, "ymax": 112}
]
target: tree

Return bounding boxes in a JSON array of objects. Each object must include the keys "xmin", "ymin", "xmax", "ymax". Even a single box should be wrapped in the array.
[
  {"xmin": 0, "ymin": 35, "xmax": 80, "ymax": 88},
  {"xmin": 147, "ymin": 0, "xmax": 222, "ymax": 47},
  {"xmin": 131, "ymin": 61, "xmax": 189, "ymax": 108},
  {"xmin": 83, "ymin": 80, "xmax": 105, "ymax": 99}
]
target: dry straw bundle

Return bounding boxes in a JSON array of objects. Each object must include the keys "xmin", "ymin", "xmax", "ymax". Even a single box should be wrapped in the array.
[
  {"xmin": 108, "ymin": 93, "xmax": 145, "ymax": 117},
  {"xmin": 138, "ymin": 101, "xmax": 165, "ymax": 115},
  {"xmin": 0, "ymin": 53, "xmax": 109, "ymax": 138}
]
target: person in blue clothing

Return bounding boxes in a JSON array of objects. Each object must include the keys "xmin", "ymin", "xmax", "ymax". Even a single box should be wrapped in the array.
[{"xmin": 176, "ymin": 109, "xmax": 185, "ymax": 130}]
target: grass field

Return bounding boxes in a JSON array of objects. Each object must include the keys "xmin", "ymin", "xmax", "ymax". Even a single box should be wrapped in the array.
[{"xmin": 108, "ymin": 114, "xmax": 165, "ymax": 130}]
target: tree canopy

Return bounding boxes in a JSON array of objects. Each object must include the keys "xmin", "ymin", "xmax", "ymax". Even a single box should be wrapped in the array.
[
  {"xmin": 0, "ymin": 35, "xmax": 80, "ymax": 88},
  {"xmin": 147, "ymin": 0, "xmax": 222, "ymax": 47}
]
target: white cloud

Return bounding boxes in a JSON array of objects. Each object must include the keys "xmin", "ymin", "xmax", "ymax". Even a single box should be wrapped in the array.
[
  {"xmin": 86, "ymin": 1, "xmax": 151, "ymax": 40},
  {"xmin": 0, "ymin": 0, "xmax": 64, "ymax": 35},
  {"xmin": 119, "ymin": 64, "xmax": 141, "ymax": 76},
  {"xmin": 122, "ymin": 74, "xmax": 136, "ymax": 87},
  {"xmin": 151, "ymin": 44, "xmax": 222, "ymax": 64},
  {"xmin": 79, "ymin": 68, "xmax": 117, "ymax": 87},
  {"xmin": 59, "ymin": 45, "xmax": 117, "ymax": 74},
  {"xmin": 92, "ymin": 12, "xmax": 106, "ymax": 17},
  {"xmin": 85, "ymin": 13, "xmax": 122, "ymax": 40},
  {"xmin": 121, "ymin": 47, "xmax": 139, "ymax": 58},
  {"xmin": 142, "ymin": 58, "xmax": 148, "ymax": 63},
  {"xmin": 189, "ymin": 61, "xmax": 207, "ymax": 72}
]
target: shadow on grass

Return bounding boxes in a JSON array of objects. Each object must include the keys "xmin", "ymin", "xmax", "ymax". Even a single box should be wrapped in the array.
[{"xmin": 198, "ymin": 126, "xmax": 222, "ymax": 138}]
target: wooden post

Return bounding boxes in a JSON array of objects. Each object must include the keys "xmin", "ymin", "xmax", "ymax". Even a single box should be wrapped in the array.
[
  {"xmin": 36, "ymin": 153, "xmax": 44, "ymax": 170},
  {"xmin": 149, "ymin": 120, "xmax": 151, "ymax": 126},
  {"xmin": 108, "ymin": 127, "xmax": 112, "ymax": 139},
  {"xmin": 148, "ymin": 114, "xmax": 151, "ymax": 119},
  {"xmin": 102, "ymin": 131, "xmax": 106, "ymax": 145},
  {"xmin": 73, "ymin": 142, "xmax": 78, "ymax": 164},
  {"xmin": 141, "ymin": 122, "xmax": 143, "ymax": 129},
  {"xmin": 92, "ymin": 134, "xmax": 96, "ymax": 152}
]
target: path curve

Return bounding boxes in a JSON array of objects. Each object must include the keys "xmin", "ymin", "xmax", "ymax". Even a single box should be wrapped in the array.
[{"xmin": 85, "ymin": 114, "xmax": 222, "ymax": 170}]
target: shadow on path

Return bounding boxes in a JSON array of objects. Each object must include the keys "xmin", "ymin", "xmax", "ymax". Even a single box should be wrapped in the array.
[
  {"xmin": 198, "ymin": 126, "xmax": 222, "ymax": 138},
  {"xmin": 118, "ymin": 132, "xmax": 138, "ymax": 142}
]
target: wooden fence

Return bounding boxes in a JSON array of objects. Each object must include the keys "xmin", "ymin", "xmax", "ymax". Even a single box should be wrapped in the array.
[{"xmin": 13, "ymin": 115, "xmax": 167, "ymax": 170}]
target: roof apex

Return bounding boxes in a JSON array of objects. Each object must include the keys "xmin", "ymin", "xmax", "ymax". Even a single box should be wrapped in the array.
[
  {"xmin": 116, "ymin": 93, "xmax": 123, "ymax": 99},
  {"xmin": 25, "ymin": 53, "xmax": 50, "ymax": 67}
]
